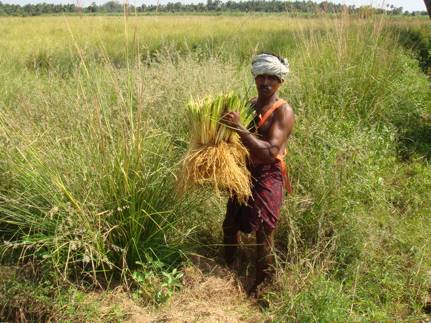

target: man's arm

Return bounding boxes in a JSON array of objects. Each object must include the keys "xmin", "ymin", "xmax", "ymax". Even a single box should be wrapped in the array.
[{"xmin": 222, "ymin": 104, "xmax": 294, "ymax": 164}]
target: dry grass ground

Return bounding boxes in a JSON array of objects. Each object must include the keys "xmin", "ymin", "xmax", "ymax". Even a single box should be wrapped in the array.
[
  {"xmin": 130, "ymin": 265, "xmax": 265, "ymax": 322},
  {"xmin": 63, "ymin": 261, "xmax": 266, "ymax": 323},
  {"xmin": 1, "ymin": 259, "xmax": 266, "ymax": 322}
]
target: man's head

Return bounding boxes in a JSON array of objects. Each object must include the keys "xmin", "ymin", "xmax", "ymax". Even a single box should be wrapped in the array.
[{"xmin": 251, "ymin": 53, "xmax": 289, "ymax": 98}]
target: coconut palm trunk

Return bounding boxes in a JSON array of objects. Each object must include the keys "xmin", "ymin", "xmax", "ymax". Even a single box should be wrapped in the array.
[{"xmin": 424, "ymin": 0, "xmax": 431, "ymax": 18}]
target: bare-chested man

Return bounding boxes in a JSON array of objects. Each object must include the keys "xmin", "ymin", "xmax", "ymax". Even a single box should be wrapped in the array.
[{"xmin": 221, "ymin": 53, "xmax": 294, "ymax": 296}]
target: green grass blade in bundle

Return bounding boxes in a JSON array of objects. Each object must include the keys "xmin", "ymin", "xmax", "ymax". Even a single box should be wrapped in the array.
[{"xmin": 180, "ymin": 92, "xmax": 255, "ymax": 204}]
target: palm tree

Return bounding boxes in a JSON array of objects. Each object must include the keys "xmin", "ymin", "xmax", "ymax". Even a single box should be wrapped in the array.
[{"xmin": 424, "ymin": 0, "xmax": 431, "ymax": 18}]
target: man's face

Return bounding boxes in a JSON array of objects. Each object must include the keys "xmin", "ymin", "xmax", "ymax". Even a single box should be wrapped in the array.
[{"xmin": 255, "ymin": 74, "xmax": 282, "ymax": 98}]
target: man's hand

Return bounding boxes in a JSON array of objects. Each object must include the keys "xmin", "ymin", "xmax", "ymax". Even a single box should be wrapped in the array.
[{"xmin": 221, "ymin": 111, "xmax": 242, "ymax": 130}]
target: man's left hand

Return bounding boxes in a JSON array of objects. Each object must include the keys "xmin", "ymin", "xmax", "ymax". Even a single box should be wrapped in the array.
[{"xmin": 221, "ymin": 111, "xmax": 241, "ymax": 130}]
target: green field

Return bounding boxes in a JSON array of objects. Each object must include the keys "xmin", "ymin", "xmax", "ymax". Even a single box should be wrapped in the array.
[{"xmin": 0, "ymin": 15, "xmax": 430, "ymax": 321}]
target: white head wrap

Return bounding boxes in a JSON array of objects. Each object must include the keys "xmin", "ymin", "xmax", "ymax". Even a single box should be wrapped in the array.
[{"xmin": 251, "ymin": 53, "xmax": 290, "ymax": 81}]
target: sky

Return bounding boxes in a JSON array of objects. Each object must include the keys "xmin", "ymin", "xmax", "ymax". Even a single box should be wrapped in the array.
[{"xmin": 2, "ymin": 0, "xmax": 427, "ymax": 13}]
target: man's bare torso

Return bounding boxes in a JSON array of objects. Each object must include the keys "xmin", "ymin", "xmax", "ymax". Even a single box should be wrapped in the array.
[{"xmin": 249, "ymin": 97, "xmax": 292, "ymax": 165}]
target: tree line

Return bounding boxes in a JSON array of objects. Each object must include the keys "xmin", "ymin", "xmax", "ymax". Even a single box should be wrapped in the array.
[{"xmin": 0, "ymin": 0, "xmax": 427, "ymax": 17}]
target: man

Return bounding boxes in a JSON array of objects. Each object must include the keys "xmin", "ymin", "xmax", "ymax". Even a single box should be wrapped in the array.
[{"xmin": 221, "ymin": 53, "xmax": 294, "ymax": 296}]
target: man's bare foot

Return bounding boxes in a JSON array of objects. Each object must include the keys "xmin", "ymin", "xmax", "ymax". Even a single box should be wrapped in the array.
[
  {"xmin": 247, "ymin": 282, "xmax": 270, "ymax": 309},
  {"xmin": 247, "ymin": 282, "xmax": 260, "ymax": 298}
]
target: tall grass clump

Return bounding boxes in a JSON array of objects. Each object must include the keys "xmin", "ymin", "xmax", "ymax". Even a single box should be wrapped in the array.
[
  {"xmin": 179, "ymin": 93, "xmax": 254, "ymax": 203},
  {"xmin": 0, "ymin": 53, "xmax": 216, "ymax": 287}
]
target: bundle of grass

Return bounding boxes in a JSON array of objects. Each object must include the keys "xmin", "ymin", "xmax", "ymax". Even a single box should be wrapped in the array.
[{"xmin": 180, "ymin": 93, "xmax": 255, "ymax": 204}]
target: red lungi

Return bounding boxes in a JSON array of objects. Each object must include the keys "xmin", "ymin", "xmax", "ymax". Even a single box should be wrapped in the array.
[{"xmin": 223, "ymin": 161, "xmax": 284, "ymax": 233}]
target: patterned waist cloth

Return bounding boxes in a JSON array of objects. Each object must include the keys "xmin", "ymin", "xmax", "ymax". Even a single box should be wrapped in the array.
[{"xmin": 225, "ymin": 161, "xmax": 284, "ymax": 233}]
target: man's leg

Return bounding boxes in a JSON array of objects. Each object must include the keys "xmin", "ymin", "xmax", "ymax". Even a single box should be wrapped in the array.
[
  {"xmin": 222, "ymin": 201, "xmax": 240, "ymax": 266},
  {"xmin": 254, "ymin": 226, "xmax": 275, "ymax": 289}
]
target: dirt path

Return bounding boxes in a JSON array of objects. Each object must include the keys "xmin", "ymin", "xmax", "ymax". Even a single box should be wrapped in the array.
[{"xmin": 121, "ymin": 256, "xmax": 267, "ymax": 322}]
